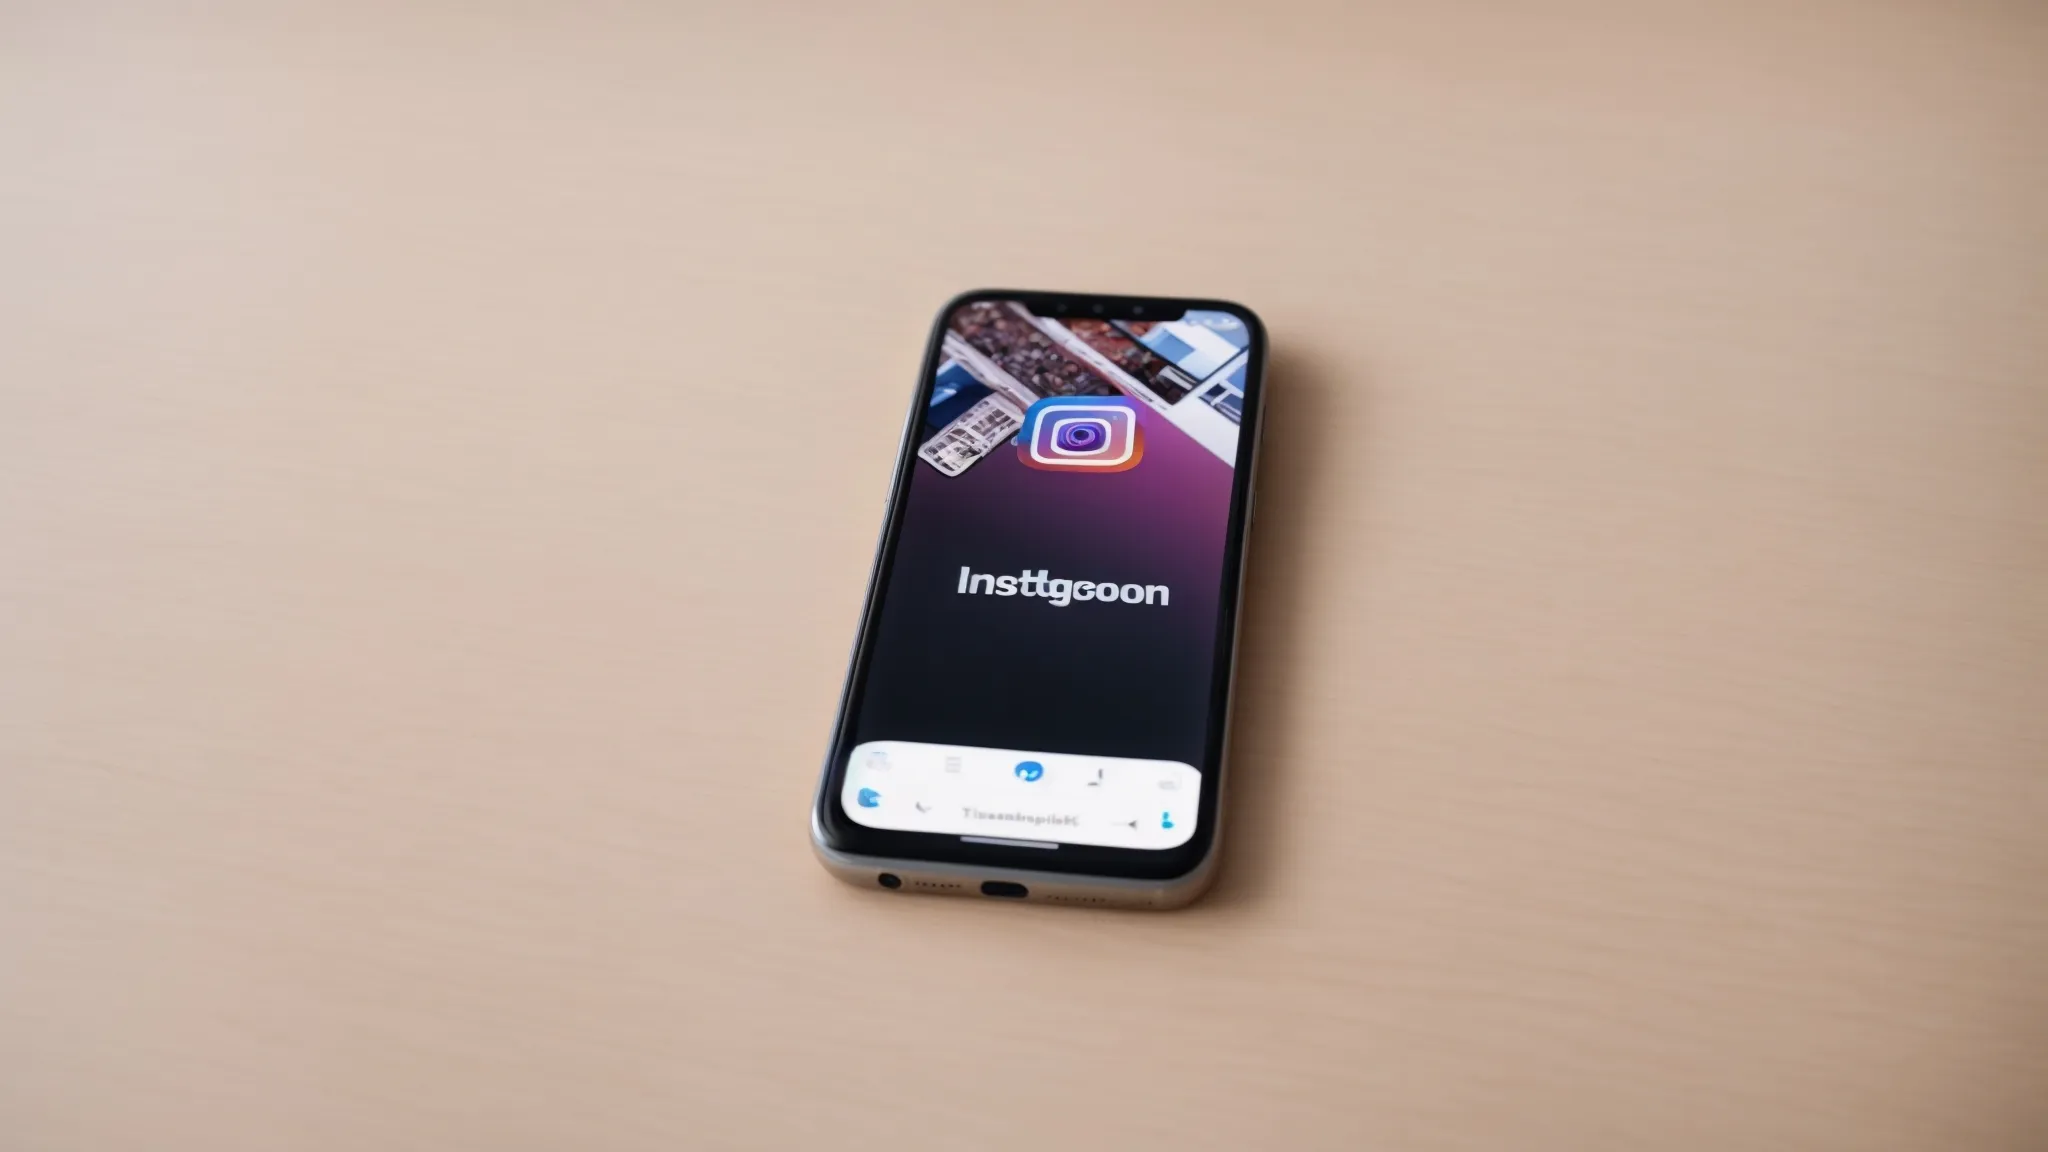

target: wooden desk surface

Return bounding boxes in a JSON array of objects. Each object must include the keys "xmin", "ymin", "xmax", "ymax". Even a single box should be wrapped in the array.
[{"xmin": 5, "ymin": 3, "xmax": 2045, "ymax": 1149}]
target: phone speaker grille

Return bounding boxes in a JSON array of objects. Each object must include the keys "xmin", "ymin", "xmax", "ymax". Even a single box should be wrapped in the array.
[
  {"xmin": 1043, "ymin": 895, "xmax": 1111, "ymax": 905},
  {"xmin": 911, "ymin": 880, "xmax": 963, "ymax": 890}
]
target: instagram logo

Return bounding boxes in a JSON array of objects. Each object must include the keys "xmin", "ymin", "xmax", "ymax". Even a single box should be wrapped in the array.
[{"xmin": 1016, "ymin": 396, "xmax": 1144, "ymax": 473}]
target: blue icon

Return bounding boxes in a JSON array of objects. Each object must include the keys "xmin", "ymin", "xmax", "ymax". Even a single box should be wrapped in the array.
[
  {"xmin": 1160, "ymin": 811, "xmax": 1175, "ymax": 830},
  {"xmin": 857, "ymin": 788, "xmax": 881, "ymax": 808},
  {"xmin": 1014, "ymin": 761, "xmax": 1044, "ymax": 782}
]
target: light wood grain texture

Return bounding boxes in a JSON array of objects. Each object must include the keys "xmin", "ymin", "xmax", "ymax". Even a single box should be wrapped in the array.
[{"xmin": 4, "ymin": 2, "xmax": 2046, "ymax": 1149}]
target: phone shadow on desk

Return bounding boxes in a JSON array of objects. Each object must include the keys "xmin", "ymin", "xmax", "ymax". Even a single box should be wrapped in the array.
[{"xmin": 1195, "ymin": 343, "xmax": 1366, "ymax": 914}]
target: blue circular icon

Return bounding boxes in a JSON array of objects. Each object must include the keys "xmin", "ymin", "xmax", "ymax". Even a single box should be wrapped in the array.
[
  {"xmin": 1014, "ymin": 761, "xmax": 1044, "ymax": 782},
  {"xmin": 856, "ymin": 788, "xmax": 881, "ymax": 808}
]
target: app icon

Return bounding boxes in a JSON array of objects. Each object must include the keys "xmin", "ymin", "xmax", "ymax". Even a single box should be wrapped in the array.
[
  {"xmin": 857, "ymin": 788, "xmax": 882, "ymax": 808},
  {"xmin": 1016, "ymin": 396, "xmax": 1144, "ymax": 473},
  {"xmin": 1161, "ymin": 811, "xmax": 1175, "ymax": 830},
  {"xmin": 1014, "ymin": 761, "xmax": 1044, "ymax": 782}
]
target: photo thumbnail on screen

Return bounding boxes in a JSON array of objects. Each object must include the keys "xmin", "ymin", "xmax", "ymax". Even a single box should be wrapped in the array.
[{"xmin": 916, "ymin": 301, "xmax": 1250, "ymax": 477}]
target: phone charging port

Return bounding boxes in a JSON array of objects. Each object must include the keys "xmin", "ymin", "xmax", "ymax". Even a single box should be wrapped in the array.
[{"xmin": 980, "ymin": 881, "xmax": 1029, "ymax": 899}]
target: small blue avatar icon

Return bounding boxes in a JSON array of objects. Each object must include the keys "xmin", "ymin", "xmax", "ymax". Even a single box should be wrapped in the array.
[
  {"xmin": 857, "ymin": 788, "xmax": 882, "ymax": 808},
  {"xmin": 1014, "ymin": 761, "xmax": 1044, "ymax": 782},
  {"xmin": 1160, "ymin": 811, "xmax": 1175, "ymax": 830}
]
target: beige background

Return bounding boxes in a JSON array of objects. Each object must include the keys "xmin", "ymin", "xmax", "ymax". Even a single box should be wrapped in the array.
[{"xmin": 5, "ymin": 2, "xmax": 2047, "ymax": 1149}]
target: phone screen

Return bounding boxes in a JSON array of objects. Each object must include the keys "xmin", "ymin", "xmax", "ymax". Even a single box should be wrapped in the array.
[{"xmin": 820, "ymin": 294, "xmax": 1262, "ymax": 878}]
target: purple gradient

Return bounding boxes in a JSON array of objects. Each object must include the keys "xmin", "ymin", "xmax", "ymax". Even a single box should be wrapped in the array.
[
  {"xmin": 917, "ymin": 401, "xmax": 1231, "ymax": 616},
  {"xmin": 852, "ymin": 353, "xmax": 1238, "ymax": 767}
]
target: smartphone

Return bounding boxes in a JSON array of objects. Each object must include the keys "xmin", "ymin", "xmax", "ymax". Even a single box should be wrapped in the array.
[{"xmin": 811, "ymin": 290, "xmax": 1266, "ymax": 909}]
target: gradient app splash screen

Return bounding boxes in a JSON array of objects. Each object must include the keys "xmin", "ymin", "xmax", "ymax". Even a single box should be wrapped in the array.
[{"xmin": 836, "ymin": 298, "xmax": 1256, "ymax": 856}]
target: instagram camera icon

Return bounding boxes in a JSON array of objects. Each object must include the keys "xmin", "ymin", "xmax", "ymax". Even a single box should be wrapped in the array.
[{"xmin": 1016, "ymin": 396, "xmax": 1145, "ymax": 473}]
